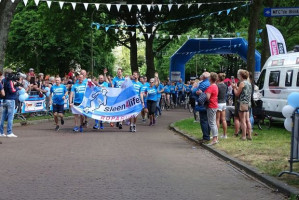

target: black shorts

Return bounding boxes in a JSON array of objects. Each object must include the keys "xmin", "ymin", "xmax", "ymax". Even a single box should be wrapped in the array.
[
  {"xmin": 53, "ymin": 104, "xmax": 64, "ymax": 113},
  {"xmin": 147, "ymin": 100, "xmax": 157, "ymax": 115}
]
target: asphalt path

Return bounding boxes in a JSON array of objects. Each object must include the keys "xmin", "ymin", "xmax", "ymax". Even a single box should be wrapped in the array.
[{"xmin": 0, "ymin": 109, "xmax": 285, "ymax": 200}]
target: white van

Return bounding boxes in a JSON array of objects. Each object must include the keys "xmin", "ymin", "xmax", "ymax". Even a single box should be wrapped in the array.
[{"xmin": 256, "ymin": 52, "xmax": 299, "ymax": 118}]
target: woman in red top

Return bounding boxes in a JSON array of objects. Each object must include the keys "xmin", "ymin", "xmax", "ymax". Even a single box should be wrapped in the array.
[{"xmin": 205, "ymin": 72, "xmax": 219, "ymax": 145}]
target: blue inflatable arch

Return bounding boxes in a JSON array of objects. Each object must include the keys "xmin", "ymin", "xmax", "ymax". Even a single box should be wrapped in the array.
[{"xmin": 169, "ymin": 38, "xmax": 261, "ymax": 82}]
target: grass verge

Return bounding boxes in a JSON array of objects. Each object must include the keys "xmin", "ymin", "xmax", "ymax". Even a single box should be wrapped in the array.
[
  {"xmin": 13, "ymin": 111, "xmax": 73, "ymax": 124},
  {"xmin": 174, "ymin": 117, "xmax": 299, "ymax": 188}
]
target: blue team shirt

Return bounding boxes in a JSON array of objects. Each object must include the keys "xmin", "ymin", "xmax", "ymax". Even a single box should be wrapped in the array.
[
  {"xmin": 50, "ymin": 84, "xmax": 67, "ymax": 105},
  {"xmin": 132, "ymin": 80, "xmax": 142, "ymax": 95},
  {"xmin": 144, "ymin": 86, "xmax": 158, "ymax": 101},
  {"xmin": 112, "ymin": 76, "xmax": 125, "ymax": 88},
  {"xmin": 163, "ymin": 85, "xmax": 170, "ymax": 93},
  {"xmin": 99, "ymin": 81, "xmax": 109, "ymax": 87},
  {"xmin": 176, "ymin": 82, "xmax": 184, "ymax": 91},
  {"xmin": 170, "ymin": 85, "xmax": 176, "ymax": 94},
  {"xmin": 157, "ymin": 84, "xmax": 164, "ymax": 99},
  {"xmin": 141, "ymin": 83, "xmax": 148, "ymax": 102},
  {"xmin": 71, "ymin": 82, "xmax": 87, "ymax": 104},
  {"xmin": 185, "ymin": 85, "xmax": 192, "ymax": 93}
]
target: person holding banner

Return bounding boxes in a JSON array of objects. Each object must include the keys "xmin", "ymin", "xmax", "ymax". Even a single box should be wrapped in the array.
[
  {"xmin": 69, "ymin": 74, "xmax": 87, "ymax": 132},
  {"xmin": 141, "ymin": 77, "xmax": 159, "ymax": 126},
  {"xmin": 80, "ymin": 69, "xmax": 89, "ymax": 128},
  {"xmin": 93, "ymin": 74, "xmax": 109, "ymax": 130},
  {"xmin": 130, "ymin": 71, "xmax": 143, "ymax": 132},
  {"xmin": 140, "ymin": 76, "xmax": 149, "ymax": 122},
  {"xmin": 112, "ymin": 68, "xmax": 125, "ymax": 129},
  {"xmin": 49, "ymin": 77, "xmax": 68, "ymax": 131}
]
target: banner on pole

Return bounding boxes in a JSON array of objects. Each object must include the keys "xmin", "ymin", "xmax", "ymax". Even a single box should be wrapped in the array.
[
  {"xmin": 266, "ymin": 24, "xmax": 287, "ymax": 56},
  {"xmin": 71, "ymin": 79, "xmax": 142, "ymax": 122}
]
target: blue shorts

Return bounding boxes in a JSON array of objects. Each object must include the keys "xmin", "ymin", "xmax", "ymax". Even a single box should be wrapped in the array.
[{"xmin": 53, "ymin": 104, "xmax": 64, "ymax": 113}]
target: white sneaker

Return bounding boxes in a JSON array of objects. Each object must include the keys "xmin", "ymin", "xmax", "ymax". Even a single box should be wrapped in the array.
[
  {"xmin": 0, "ymin": 134, "xmax": 6, "ymax": 137},
  {"xmin": 220, "ymin": 135, "xmax": 228, "ymax": 139},
  {"xmin": 7, "ymin": 133, "xmax": 18, "ymax": 138}
]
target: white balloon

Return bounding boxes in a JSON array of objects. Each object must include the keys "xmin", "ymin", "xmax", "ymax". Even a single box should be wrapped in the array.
[
  {"xmin": 284, "ymin": 118, "xmax": 292, "ymax": 132},
  {"xmin": 282, "ymin": 105, "xmax": 295, "ymax": 118}
]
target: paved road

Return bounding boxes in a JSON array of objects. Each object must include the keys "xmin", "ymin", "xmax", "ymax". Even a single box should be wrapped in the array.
[{"xmin": 0, "ymin": 109, "xmax": 284, "ymax": 200}]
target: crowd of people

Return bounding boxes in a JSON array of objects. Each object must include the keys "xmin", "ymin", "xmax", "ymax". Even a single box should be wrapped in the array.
[
  {"xmin": 188, "ymin": 69, "xmax": 254, "ymax": 145},
  {"xmin": 0, "ymin": 67, "xmax": 254, "ymax": 146}
]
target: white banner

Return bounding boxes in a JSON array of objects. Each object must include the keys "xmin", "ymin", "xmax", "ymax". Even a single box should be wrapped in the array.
[{"xmin": 266, "ymin": 24, "xmax": 287, "ymax": 56}]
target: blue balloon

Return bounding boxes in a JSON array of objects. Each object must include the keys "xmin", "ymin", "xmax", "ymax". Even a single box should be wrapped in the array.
[
  {"xmin": 19, "ymin": 94, "xmax": 26, "ymax": 102},
  {"xmin": 19, "ymin": 88, "xmax": 25, "ymax": 95},
  {"xmin": 287, "ymin": 92, "xmax": 299, "ymax": 108}
]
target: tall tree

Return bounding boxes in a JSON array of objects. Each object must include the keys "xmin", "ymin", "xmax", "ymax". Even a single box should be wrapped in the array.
[
  {"xmin": 0, "ymin": 0, "xmax": 21, "ymax": 70},
  {"xmin": 247, "ymin": 0, "xmax": 263, "ymax": 75}
]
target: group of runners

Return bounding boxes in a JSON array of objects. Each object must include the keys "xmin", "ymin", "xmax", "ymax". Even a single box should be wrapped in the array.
[{"xmin": 49, "ymin": 68, "xmax": 192, "ymax": 133}]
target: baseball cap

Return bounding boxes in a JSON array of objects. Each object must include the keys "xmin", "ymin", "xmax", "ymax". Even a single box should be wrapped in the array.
[{"xmin": 29, "ymin": 68, "xmax": 34, "ymax": 71}]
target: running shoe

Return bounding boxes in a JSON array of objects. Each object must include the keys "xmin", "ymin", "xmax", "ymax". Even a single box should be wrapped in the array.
[
  {"xmin": 73, "ymin": 126, "xmax": 79, "ymax": 132},
  {"xmin": 129, "ymin": 126, "xmax": 133, "ymax": 132},
  {"xmin": 61, "ymin": 118, "xmax": 64, "ymax": 125},
  {"xmin": 119, "ymin": 123, "xmax": 123, "ymax": 129},
  {"xmin": 133, "ymin": 125, "xmax": 136, "ymax": 132},
  {"xmin": 93, "ymin": 124, "xmax": 99, "ymax": 129},
  {"xmin": 55, "ymin": 125, "xmax": 60, "ymax": 131},
  {"xmin": 100, "ymin": 122, "xmax": 104, "ymax": 129},
  {"xmin": 7, "ymin": 133, "xmax": 18, "ymax": 138}
]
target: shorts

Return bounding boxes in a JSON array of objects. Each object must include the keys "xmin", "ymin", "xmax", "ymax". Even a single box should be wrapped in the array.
[
  {"xmin": 147, "ymin": 100, "xmax": 157, "ymax": 115},
  {"xmin": 53, "ymin": 104, "xmax": 64, "ymax": 113},
  {"xmin": 217, "ymin": 103, "xmax": 226, "ymax": 111}
]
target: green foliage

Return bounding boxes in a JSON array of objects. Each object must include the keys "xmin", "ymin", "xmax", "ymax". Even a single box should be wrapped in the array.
[{"xmin": 5, "ymin": 1, "xmax": 116, "ymax": 76}]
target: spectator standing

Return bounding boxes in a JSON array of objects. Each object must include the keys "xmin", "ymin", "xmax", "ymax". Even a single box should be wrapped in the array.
[
  {"xmin": 196, "ymin": 72, "xmax": 211, "ymax": 142},
  {"xmin": 0, "ymin": 69, "xmax": 21, "ymax": 137},
  {"xmin": 49, "ymin": 77, "xmax": 68, "ymax": 131},
  {"xmin": 233, "ymin": 70, "xmax": 252, "ymax": 140},
  {"xmin": 216, "ymin": 73, "xmax": 228, "ymax": 139},
  {"xmin": 202, "ymin": 72, "xmax": 219, "ymax": 145}
]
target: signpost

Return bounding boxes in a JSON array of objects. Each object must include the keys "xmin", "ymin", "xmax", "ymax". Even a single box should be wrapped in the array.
[{"xmin": 264, "ymin": 7, "xmax": 299, "ymax": 17}]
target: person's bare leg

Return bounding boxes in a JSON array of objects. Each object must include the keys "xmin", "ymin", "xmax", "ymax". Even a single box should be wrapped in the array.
[
  {"xmin": 234, "ymin": 116, "xmax": 240, "ymax": 136},
  {"xmin": 216, "ymin": 111, "xmax": 221, "ymax": 129},
  {"xmin": 221, "ymin": 110, "xmax": 227, "ymax": 136},
  {"xmin": 239, "ymin": 112, "xmax": 247, "ymax": 139}
]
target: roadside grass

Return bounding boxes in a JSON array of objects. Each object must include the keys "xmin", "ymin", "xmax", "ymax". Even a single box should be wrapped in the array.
[
  {"xmin": 174, "ymin": 117, "xmax": 299, "ymax": 188},
  {"xmin": 13, "ymin": 111, "xmax": 73, "ymax": 124}
]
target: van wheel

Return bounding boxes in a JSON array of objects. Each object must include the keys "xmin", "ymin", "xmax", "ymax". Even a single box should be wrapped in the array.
[{"xmin": 257, "ymin": 115, "xmax": 272, "ymax": 130}]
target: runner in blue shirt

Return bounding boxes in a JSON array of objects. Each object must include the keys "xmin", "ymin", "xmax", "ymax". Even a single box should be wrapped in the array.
[
  {"xmin": 155, "ymin": 79, "xmax": 164, "ymax": 117},
  {"xmin": 130, "ymin": 71, "xmax": 143, "ymax": 132},
  {"xmin": 169, "ymin": 82, "xmax": 177, "ymax": 105},
  {"xmin": 176, "ymin": 79, "xmax": 185, "ymax": 104},
  {"xmin": 141, "ymin": 77, "xmax": 159, "ymax": 126},
  {"xmin": 140, "ymin": 76, "xmax": 149, "ymax": 122},
  {"xmin": 163, "ymin": 82, "xmax": 171, "ymax": 109},
  {"xmin": 70, "ymin": 74, "xmax": 87, "ymax": 132},
  {"xmin": 112, "ymin": 68, "xmax": 125, "ymax": 129},
  {"xmin": 93, "ymin": 74, "xmax": 109, "ymax": 130},
  {"xmin": 50, "ymin": 77, "xmax": 68, "ymax": 131}
]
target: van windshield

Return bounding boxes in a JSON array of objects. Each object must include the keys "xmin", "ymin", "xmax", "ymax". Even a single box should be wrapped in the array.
[{"xmin": 257, "ymin": 70, "xmax": 266, "ymax": 90}]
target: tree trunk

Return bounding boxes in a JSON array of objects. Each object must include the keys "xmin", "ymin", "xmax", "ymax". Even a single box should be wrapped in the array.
[
  {"xmin": 261, "ymin": 0, "xmax": 273, "ymax": 67},
  {"xmin": 247, "ymin": 0, "xmax": 263, "ymax": 75},
  {"xmin": 0, "ymin": 0, "xmax": 20, "ymax": 71},
  {"xmin": 145, "ymin": 33, "xmax": 155, "ymax": 79},
  {"xmin": 129, "ymin": 26, "xmax": 138, "ymax": 74}
]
